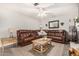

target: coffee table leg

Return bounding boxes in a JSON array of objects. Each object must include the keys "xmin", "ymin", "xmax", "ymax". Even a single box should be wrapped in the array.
[
  {"xmin": 48, "ymin": 41, "xmax": 51, "ymax": 45},
  {"xmin": 32, "ymin": 43, "xmax": 34, "ymax": 50},
  {"xmin": 41, "ymin": 45, "xmax": 43, "ymax": 53},
  {"xmin": 50, "ymin": 41, "xmax": 52, "ymax": 45},
  {"xmin": 40, "ymin": 45, "xmax": 44, "ymax": 55}
]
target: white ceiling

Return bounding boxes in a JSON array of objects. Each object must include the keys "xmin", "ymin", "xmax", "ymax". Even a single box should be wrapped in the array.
[
  {"xmin": 0, "ymin": 3, "xmax": 78, "ymax": 19},
  {"xmin": 0, "ymin": 3, "xmax": 78, "ymax": 11}
]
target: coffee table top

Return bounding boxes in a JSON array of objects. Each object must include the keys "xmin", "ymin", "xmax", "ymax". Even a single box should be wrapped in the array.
[{"xmin": 32, "ymin": 38, "xmax": 52, "ymax": 45}]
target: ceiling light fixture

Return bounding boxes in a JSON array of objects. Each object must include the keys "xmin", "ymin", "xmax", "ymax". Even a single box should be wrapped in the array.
[{"xmin": 33, "ymin": 3, "xmax": 39, "ymax": 6}]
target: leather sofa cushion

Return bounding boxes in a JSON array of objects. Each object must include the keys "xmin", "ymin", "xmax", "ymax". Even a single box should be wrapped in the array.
[
  {"xmin": 20, "ymin": 33, "xmax": 30, "ymax": 39},
  {"xmin": 24, "ymin": 36, "xmax": 35, "ymax": 41},
  {"xmin": 52, "ymin": 36, "xmax": 62, "ymax": 40},
  {"xmin": 48, "ymin": 33, "xmax": 63, "ymax": 37},
  {"xmin": 48, "ymin": 33, "xmax": 54, "ymax": 36},
  {"xmin": 47, "ymin": 36, "xmax": 62, "ymax": 40}
]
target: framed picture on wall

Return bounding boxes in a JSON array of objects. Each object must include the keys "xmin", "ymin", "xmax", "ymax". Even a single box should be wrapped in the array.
[{"xmin": 48, "ymin": 20, "xmax": 59, "ymax": 28}]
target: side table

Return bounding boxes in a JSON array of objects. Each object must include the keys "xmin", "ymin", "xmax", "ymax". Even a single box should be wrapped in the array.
[{"xmin": 0, "ymin": 37, "xmax": 17, "ymax": 55}]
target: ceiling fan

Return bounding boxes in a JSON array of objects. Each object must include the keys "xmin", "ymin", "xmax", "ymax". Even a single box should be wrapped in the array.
[{"xmin": 33, "ymin": 3, "xmax": 55, "ymax": 17}]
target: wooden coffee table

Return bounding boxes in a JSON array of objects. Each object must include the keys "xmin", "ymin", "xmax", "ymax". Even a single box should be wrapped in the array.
[{"xmin": 32, "ymin": 38, "xmax": 52, "ymax": 53}]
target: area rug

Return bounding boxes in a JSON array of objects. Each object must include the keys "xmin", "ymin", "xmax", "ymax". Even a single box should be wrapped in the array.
[
  {"xmin": 62, "ymin": 44, "xmax": 70, "ymax": 56},
  {"xmin": 0, "ymin": 42, "xmax": 69, "ymax": 56},
  {"xmin": 10, "ymin": 42, "xmax": 66, "ymax": 56},
  {"xmin": 0, "ymin": 47, "xmax": 14, "ymax": 56},
  {"xmin": 0, "ymin": 44, "xmax": 17, "ymax": 56}
]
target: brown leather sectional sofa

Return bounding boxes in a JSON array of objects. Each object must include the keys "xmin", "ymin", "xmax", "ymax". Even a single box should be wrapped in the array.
[{"xmin": 17, "ymin": 30, "xmax": 66, "ymax": 46}]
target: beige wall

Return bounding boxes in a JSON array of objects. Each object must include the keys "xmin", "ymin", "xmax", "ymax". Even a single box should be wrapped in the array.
[{"xmin": 0, "ymin": 3, "xmax": 78, "ymax": 38}]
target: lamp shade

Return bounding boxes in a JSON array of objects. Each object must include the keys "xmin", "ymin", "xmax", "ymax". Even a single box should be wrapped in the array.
[{"xmin": 8, "ymin": 28, "xmax": 16, "ymax": 33}]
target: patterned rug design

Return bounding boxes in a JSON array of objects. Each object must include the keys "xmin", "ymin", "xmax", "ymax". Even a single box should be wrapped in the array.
[{"xmin": 0, "ymin": 42, "xmax": 70, "ymax": 56}]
